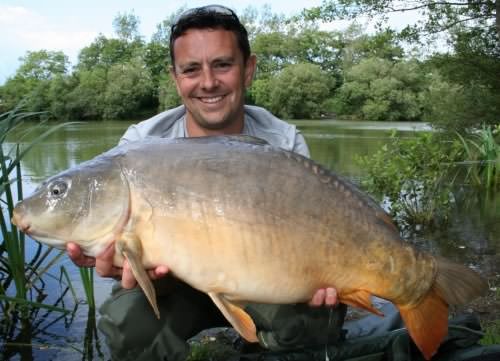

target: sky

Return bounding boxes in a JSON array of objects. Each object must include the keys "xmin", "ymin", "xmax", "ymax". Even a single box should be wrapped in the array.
[{"xmin": 0, "ymin": 0, "xmax": 416, "ymax": 85}]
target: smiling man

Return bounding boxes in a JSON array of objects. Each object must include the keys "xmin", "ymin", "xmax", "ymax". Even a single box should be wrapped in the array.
[
  {"xmin": 67, "ymin": 5, "xmax": 343, "ymax": 361},
  {"xmin": 172, "ymin": 26, "xmax": 254, "ymax": 134}
]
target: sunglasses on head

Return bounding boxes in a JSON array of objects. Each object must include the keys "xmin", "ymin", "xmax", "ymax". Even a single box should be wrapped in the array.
[{"xmin": 171, "ymin": 5, "xmax": 238, "ymax": 31}]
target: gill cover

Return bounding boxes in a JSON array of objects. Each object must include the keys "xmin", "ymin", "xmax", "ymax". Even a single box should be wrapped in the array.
[{"xmin": 16, "ymin": 155, "xmax": 130, "ymax": 255}]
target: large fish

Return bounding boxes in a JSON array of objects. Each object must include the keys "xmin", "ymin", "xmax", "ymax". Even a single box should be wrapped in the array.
[{"xmin": 12, "ymin": 136, "xmax": 487, "ymax": 359}]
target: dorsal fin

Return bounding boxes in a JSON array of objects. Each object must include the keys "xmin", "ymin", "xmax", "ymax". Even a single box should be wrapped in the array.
[{"xmin": 222, "ymin": 135, "xmax": 269, "ymax": 145}]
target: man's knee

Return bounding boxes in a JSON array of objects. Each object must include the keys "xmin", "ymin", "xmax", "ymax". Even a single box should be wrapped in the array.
[{"xmin": 245, "ymin": 302, "xmax": 347, "ymax": 351}]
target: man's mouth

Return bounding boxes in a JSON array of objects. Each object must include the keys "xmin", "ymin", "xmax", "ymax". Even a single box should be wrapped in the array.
[{"xmin": 197, "ymin": 95, "xmax": 225, "ymax": 104}]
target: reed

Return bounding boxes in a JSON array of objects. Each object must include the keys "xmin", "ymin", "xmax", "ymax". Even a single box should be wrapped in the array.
[
  {"xmin": 0, "ymin": 106, "xmax": 74, "ymax": 317},
  {"xmin": 455, "ymin": 125, "xmax": 499, "ymax": 190},
  {"xmin": 79, "ymin": 268, "xmax": 95, "ymax": 309}
]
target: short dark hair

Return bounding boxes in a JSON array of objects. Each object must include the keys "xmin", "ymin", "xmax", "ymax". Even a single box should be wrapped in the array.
[{"xmin": 169, "ymin": 5, "xmax": 251, "ymax": 67}]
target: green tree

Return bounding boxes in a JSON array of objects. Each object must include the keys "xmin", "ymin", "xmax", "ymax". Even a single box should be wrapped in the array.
[
  {"xmin": 16, "ymin": 50, "xmax": 68, "ymax": 80},
  {"xmin": 0, "ymin": 50, "xmax": 69, "ymax": 113},
  {"xmin": 103, "ymin": 58, "xmax": 155, "ymax": 119},
  {"xmin": 113, "ymin": 11, "xmax": 142, "ymax": 42},
  {"xmin": 340, "ymin": 25, "xmax": 404, "ymax": 69},
  {"xmin": 144, "ymin": 11, "xmax": 182, "ymax": 96},
  {"xmin": 337, "ymin": 58, "xmax": 425, "ymax": 121},
  {"xmin": 265, "ymin": 63, "xmax": 333, "ymax": 119},
  {"xmin": 252, "ymin": 25, "xmax": 344, "ymax": 76},
  {"xmin": 158, "ymin": 72, "xmax": 181, "ymax": 111},
  {"xmin": 65, "ymin": 68, "xmax": 107, "ymax": 119},
  {"xmin": 304, "ymin": 0, "xmax": 499, "ymax": 42},
  {"xmin": 46, "ymin": 74, "xmax": 77, "ymax": 120},
  {"xmin": 423, "ymin": 28, "xmax": 500, "ymax": 130},
  {"xmin": 76, "ymin": 34, "xmax": 143, "ymax": 72}
]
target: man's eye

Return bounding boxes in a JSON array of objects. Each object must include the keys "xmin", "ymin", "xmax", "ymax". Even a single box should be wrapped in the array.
[
  {"xmin": 182, "ymin": 67, "xmax": 199, "ymax": 75},
  {"xmin": 215, "ymin": 62, "xmax": 231, "ymax": 70}
]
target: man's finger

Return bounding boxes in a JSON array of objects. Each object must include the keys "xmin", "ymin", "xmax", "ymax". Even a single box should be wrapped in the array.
[
  {"xmin": 121, "ymin": 260, "xmax": 137, "ymax": 289},
  {"xmin": 95, "ymin": 243, "xmax": 119, "ymax": 277},
  {"xmin": 154, "ymin": 265, "xmax": 169, "ymax": 278},
  {"xmin": 67, "ymin": 242, "xmax": 96, "ymax": 267},
  {"xmin": 309, "ymin": 288, "xmax": 326, "ymax": 307},
  {"xmin": 325, "ymin": 287, "xmax": 338, "ymax": 306}
]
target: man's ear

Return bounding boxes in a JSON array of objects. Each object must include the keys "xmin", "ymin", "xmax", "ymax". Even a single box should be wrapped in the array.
[{"xmin": 244, "ymin": 54, "xmax": 257, "ymax": 88}]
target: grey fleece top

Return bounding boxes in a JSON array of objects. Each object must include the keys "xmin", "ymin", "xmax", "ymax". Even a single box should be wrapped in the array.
[{"xmin": 119, "ymin": 105, "xmax": 310, "ymax": 157}]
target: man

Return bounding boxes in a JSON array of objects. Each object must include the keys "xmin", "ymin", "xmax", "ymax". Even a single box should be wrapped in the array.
[{"xmin": 67, "ymin": 5, "xmax": 345, "ymax": 361}]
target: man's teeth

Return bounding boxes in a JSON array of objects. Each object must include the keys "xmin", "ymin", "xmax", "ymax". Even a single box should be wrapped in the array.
[{"xmin": 199, "ymin": 96, "xmax": 224, "ymax": 103}]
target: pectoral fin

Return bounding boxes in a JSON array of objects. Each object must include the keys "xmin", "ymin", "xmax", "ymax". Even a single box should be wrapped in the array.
[
  {"xmin": 339, "ymin": 289, "xmax": 384, "ymax": 316},
  {"xmin": 117, "ymin": 240, "xmax": 160, "ymax": 319},
  {"xmin": 208, "ymin": 292, "xmax": 257, "ymax": 342}
]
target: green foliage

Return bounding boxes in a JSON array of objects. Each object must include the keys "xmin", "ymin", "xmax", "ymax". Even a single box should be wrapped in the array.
[
  {"xmin": 65, "ymin": 68, "xmax": 107, "ymax": 120},
  {"xmin": 79, "ymin": 268, "xmax": 95, "ymax": 309},
  {"xmin": 248, "ymin": 78, "xmax": 272, "ymax": 109},
  {"xmin": 455, "ymin": 125, "xmax": 500, "ymax": 190},
  {"xmin": 158, "ymin": 72, "xmax": 182, "ymax": 111},
  {"xmin": 341, "ymin": 25, "xmax": 404, "ymax": 69},
  {"xmin": 481, "ymin": 320, "xmax": 500, "ymax": 345},
  {"xmin": 337, "ymin": 58, "xmax": 425, "ymax": 121},
  {"xmin": 76, "ymin": 35, "xmax": 143, "ymax": 72},
  {"xmin": 266, "ymin": 63, "xmax": 333, "ymax": 119},
  {"xmin": 423, "ymin": 30, "xmax": 500, "ymax": 131},
  {"xmin": 0, "ymin": 5, "xmax": 496, "ymax": 125},
  {"xmin": 358, "ymin": 132, "xmax": 460, "ymax": 227},
  {"xmin": 303, "ymin": 0, "xmax": 500, "ymax": 128},
  {"xmin": 113, "ymin": 11, "xmax": 141, "ymax": 42},
  {"xmin": 16, "ymin": 50, "xmax": 69, "ymax": 81},
  {"xmin": 103, "ymin": 58, "xmax": 155, "ymax": 119},
  {"xmin": 0, "ymin": 51, "xmax": 69, "ymax": 114},
  {"xmin": 304, "ymin": 0, "xmax": 499, "ymax": 43}
]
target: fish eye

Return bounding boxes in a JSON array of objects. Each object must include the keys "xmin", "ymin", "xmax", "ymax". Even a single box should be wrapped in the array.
[{"xmin": 49, "ymin": 180, "xmax": 68, "ymax": 198}]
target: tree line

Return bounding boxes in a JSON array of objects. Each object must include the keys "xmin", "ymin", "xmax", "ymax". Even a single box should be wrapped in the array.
[{"xmin": 0, "ymin": 2, "xmax": 498, "ymax": 131}]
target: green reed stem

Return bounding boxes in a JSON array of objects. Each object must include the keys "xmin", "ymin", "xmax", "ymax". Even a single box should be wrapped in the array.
[
  {"xmin": 59, "ymin": 265, "xmax": 78, "ymax": 303},
  {"xmin": 0, "ymin": 294, "xmax": 70, "ymax": 314},
  {"xmin": 1, "ymin": 108, "xmax": 80, "ymax": 318},
  {"xmin": 79, "ymin": 267, "xmax": 95, "ymax": 309}
]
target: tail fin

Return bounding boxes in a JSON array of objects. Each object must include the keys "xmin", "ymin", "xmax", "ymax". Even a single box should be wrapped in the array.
[
  {"xmin": 433, "ymin": 257, "xmax": 488, "ymax": 305},
  {"xmin": 399, "ymin": 286, "xmax": 448, "ymax": 360},
  {"xmin": 399, "ymin": 258, "xmax": 488, "ymax": 360}
]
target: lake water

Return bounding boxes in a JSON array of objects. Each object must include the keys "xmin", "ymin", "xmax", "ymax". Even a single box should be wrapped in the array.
[{"xmin": 1, "ymin": 120, "xmax": 498, "ymax": 360}]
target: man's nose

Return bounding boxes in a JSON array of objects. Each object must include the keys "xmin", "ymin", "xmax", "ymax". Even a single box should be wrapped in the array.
[{"xmin": 200, "ymin": 67, "xmax": 218, "ymax": 90}]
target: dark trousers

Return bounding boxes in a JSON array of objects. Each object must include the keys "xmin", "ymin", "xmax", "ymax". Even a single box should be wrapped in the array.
[{"xmin": 98, "ymin": 277, "xmax": 347, "ymax": 361}]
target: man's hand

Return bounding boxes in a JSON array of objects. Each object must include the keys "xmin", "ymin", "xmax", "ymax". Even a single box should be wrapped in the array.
[
  {"xmin": 66, "ymin": 242, "xmax": 169, "ymax": 289},
  {"xmin": 309, "ymin": 287, "xmax": 338, "ymax": 307}
]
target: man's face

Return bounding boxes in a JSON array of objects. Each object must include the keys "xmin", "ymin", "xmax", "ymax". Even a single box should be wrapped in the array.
[{"xmin": 171, "ymin": 28, "xmax": 256, "ymax": 134}]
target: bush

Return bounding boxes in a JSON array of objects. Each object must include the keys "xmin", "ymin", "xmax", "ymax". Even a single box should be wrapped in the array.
[{"xmin": 358, "ymin": 131, "xmax": 461, "ymax": 228}]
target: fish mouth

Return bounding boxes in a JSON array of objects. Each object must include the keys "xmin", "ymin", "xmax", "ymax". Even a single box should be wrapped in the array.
[{"xmin": 11, "ymin": 212, "xmax": 31, "ymax": 233}]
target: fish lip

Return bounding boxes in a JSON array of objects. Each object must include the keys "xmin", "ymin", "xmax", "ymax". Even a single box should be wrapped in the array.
[
  {"xmin": 11, "ymin": 214, "xmax": 31, "ymax": 234},
  {"xmin": 22, "ymin": 224, "xmax": 32, "ymax": 234}
]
